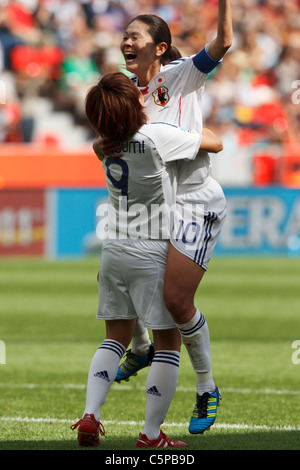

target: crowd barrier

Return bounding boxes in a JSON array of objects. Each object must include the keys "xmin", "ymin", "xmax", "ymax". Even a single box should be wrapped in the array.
[
  {"xmin": 0, "ymin": 144, "xmax": 106, "ymax": 188},
  {"xmin": 0, "ymin": 145, "xmax": 300, "ymax": 258},
  {"xmin": 253, "ymin": 143, "xmax": 300, "ymax": 187}
]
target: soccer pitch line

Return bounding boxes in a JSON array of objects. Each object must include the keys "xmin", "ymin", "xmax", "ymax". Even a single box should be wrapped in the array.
[
  {"xmin": 0, "ymin": 383, "xmax": 300, "ymax": 396},
  {"xmin": 0, "ymin": 416, "xmax": 299, "ymax": 433}
]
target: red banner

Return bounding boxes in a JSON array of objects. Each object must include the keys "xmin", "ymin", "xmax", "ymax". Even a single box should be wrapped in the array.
[{"xmin": 0, "ymin": 190, "xmax": 46, "ymax": 255}]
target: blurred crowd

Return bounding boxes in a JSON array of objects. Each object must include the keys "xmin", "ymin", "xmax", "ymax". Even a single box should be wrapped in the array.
[{"xmin": 0, "ymin": 0, "xmax": 300, "ymax": 154}]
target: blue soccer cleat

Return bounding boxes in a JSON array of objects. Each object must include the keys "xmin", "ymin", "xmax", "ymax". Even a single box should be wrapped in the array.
[
  {"xmin": 115, "ymin": 343, "xmax": 154, "ymax": 383},
  {"xmin": 188, "ymin": 387, "xmax": 221, "ymax": 434}
]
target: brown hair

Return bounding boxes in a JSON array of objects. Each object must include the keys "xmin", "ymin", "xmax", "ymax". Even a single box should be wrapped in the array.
[
  {"xmin": 85, "ymin": 72, "xmax": 148, "ymax": 143},
  {"xmin": 128, "ymin": 14, "xmax": 182, "ymax": 65}
]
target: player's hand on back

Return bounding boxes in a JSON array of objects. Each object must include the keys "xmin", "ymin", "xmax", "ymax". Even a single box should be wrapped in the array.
[{"xmin": 93, "ymin": 138, "xmax": 124, "ymax": 160}]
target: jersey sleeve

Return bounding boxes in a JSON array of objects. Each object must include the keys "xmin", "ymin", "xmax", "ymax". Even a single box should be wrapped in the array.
[
  {"xmin": 147, "ymin": 123, "xmax": 202, "ymax": 164},
  {"xmin": 166, "ymin": 43, "xmax": 222, "ymax": 93},
  {"xmin": 193, "ymin": 44, "xmax": 223, "ymax": 74}
]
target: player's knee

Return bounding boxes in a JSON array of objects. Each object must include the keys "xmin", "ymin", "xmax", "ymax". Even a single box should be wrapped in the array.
[{"xmin": 163, "ymin": 288, "xmax": 192, "ymax": 321}]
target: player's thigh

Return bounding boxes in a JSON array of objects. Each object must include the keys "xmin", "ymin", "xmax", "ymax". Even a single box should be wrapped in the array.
[
  {"xmin": 165, "ymin": 177, "xmax": 226, "ymax": 311},
  {"xmin": 172, "ymin": 178, "xmax": 226, "ymax": 271},
  {"xmin": 122, "ymin": 242, "xmax": 177, "ymax": 330},
  {"xmin": 164, "ymin": 243, "xmax": 205, "ymax": 308},
  {"xmin": 97, "ymin": 246, "xmax": 136, "ymax": 320}
]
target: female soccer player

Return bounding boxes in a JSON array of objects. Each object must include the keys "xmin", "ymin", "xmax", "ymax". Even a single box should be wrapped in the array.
[
  {"xmin": 94, "ymin": 1, "xmax": 233, "ymax": 435},
  {"xmin": 71, "ymin": 72, "xmax": 223, "ymax": 447}
]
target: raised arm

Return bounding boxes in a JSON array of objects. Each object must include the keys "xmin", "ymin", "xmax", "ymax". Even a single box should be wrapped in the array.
[{"xmin": 207, "ymin": 0, "xmax": 233, "ymax": 61}]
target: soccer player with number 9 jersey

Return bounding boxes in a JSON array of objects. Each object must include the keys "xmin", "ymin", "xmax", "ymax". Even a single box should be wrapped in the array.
[{"xmin": 71, "ymin": 72, "xmax": 222, "ymax": 447}]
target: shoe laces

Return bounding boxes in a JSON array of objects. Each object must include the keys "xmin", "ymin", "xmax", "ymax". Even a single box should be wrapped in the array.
[
  {"xmin": 159, "ymin": 431, "xmax": 182, "ymax": 447},
  {"xmin": 70, "ymin": 416, "xmax": 107, "ymax": 438},
  {"xmin": 148, "ymin": 343, "xmax": 155, "ymax": 363},
  {"xmin": 70, "ymin": 418, "xmax": 83, "ymax": 431},
  {"xmin": 196, "ymin": 392, "xmax": 210, "ymax": 418},
  {"xmin": 124, "ymin": 349, "xmax": 135, "ymax": 360},
  {"xmin": 161, "ymin": 431, "xmax": 173, "ymax": 446},
  {"xmin": 99, "ymin": 422, "xmax": 107, "ymax": 438}
]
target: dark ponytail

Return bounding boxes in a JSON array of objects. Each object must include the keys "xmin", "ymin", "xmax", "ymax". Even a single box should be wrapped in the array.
[
  {"xmin": 164, "ymin": 45, "xmax": 182, "ymax": 64},
  {"xmin": 128, "ymin": 14, "xmax": 182, "ymax": 65}
]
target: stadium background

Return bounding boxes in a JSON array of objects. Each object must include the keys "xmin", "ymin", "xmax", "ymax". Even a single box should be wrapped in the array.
[
  {"xmin": 0, "ymin": 0, "xmax": 300, "ymax": 259},
  {"xmin": 0, "ymin": 0, "xmax": 299, "ymax": 451}
]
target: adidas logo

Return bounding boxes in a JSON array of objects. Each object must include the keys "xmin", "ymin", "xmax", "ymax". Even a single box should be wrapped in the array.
[
  {"xmin": 94, "ymin": 370, "xmax": 110, "ymax": 382},
  {"xmin": 146, "ymin": 385, "xmax": 161, "ymax": 397}
]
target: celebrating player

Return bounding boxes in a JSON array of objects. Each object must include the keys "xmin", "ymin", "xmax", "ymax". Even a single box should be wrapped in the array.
[
  {"xmin": 70, "ymin": 72, "xmax": 223, "ymax": 447},
  {"xmin": 94, "ymin": 1, "xmax": 233, "ymax": 435}
]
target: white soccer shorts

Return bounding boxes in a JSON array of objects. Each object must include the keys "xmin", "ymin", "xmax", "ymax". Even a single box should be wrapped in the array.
[
  {"xmin": 171, "ymin": 176, "xmax": 226, "ymax": 270},
  {"xmin": 97, "ymin": 238, "xmax": 176, "ymax": 330}
]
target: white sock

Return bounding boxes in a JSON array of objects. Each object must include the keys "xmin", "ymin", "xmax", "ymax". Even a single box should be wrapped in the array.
[
  {"xmin": 142, "ymin": 350, "xmax": 180, "ymax": 440},
  {"xmin": 84, "ymin": 339, "xmax": 125, "ymax": 421},
  {"xmin": 131, "ymin": 319, "xmax": 151, "ymax": 356},
  {"xmin": 177, "ymin": 309, "xmax": 215, "ymax": 395}
]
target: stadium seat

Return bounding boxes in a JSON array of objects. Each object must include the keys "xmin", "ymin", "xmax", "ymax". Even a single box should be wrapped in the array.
[
  {"xmin": 253, "ymin": 153, "xmax": 279, "ymax": 185},
  {"xmin": 10, "ymin": 45, "xmax": 64, "ymax": 78},
  {"xmin": 280, "ymin": 144, "xmax": 300, "ymax": 187}
]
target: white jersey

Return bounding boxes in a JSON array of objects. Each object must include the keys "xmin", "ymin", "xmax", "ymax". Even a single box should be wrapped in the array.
[
  {"xmin": 131, "ymin": 45, "xmax": 221, "ymax": 188},
  {"xmin": 102, "ymin": 122, "xmax": 201, "ymax": 240}
]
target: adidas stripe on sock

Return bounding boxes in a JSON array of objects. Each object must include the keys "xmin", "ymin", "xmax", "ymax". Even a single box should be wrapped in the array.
[
  {"xmin": 177, "ymin": 309, "xmax": 206, "ymax": 337},
  {"xmin": 84, "ymin": 339, "xmax": 125, "ymax": 420},
  {"xmin": 98, "ymin": 339, "xmax": 126, "ymax": 359},
  {"xmin": 143, "ymin": 350, "xmax": 180, "ymax": 440},
  {"xmin": 177, "ymin": 309, "xmax": 215, "ymax": 395}
]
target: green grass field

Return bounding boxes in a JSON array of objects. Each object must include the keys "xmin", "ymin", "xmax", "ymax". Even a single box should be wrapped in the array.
[{"xmin": 0, "ymin": 256, "xmax": 299, "ymax": 451}]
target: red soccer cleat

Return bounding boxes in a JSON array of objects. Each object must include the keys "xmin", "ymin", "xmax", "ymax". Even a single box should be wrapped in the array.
[
  {"xmin": 136, "ymin": 430, "xmax": 188, "ymax": 448},
  {"xmin": 70, "ymin": 413, "xmax": 106, "ymax": 447}
]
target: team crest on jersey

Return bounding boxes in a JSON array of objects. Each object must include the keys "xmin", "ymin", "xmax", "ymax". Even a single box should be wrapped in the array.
[{"xmin": 152, "ymin": 86, "xmax": 169, "ymax": 107}]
